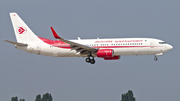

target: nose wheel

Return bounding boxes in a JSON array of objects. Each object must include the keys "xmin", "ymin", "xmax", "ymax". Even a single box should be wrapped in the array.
[{"xmin": 154, "ymin": 56, "xmax": 158, "ymax": 61}]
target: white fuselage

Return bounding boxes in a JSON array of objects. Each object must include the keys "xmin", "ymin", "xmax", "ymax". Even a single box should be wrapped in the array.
[{"xmin": 17, "ymin": 38, "xmax": 173, "ymax": 57}]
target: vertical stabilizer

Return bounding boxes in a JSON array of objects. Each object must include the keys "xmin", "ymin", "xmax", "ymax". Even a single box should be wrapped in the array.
[{"xmin": 10, "ymin": 13, "xmax": 41, "ymax": 43}]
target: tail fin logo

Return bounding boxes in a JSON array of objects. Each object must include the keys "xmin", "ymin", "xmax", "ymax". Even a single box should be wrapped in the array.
[{"xmin": 17, "ymin": 27, "xmax": 27, "ymax": 34}]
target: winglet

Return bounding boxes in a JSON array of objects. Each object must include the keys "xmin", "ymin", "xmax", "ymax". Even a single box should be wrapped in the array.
[{"xmin": 50, "ymin": 27, "xmax": 61, "ymax": 39}]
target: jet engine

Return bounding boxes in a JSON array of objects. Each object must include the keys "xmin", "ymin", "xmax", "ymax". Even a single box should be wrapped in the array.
[
  {"xmin": 97, "ymin": 49, "xmax": 120, "ymax": 60},
  {"xmin": 97, "ymin": 49, "xmax": 114, "ymax": 58}
]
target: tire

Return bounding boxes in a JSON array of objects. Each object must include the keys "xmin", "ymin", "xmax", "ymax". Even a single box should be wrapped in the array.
[
  {"xmin": 90, "ymin": 59, "xmax": 95, "ymax": 64},
  {"xmin": 154, "ymin": 57, "xmax": 158, "ymax": 61},
  {"xmin": 86, "ymin": 58, "xmax": 90, "ymax": 63}
]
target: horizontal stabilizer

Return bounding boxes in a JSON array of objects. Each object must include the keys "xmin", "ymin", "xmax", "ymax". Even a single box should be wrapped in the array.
[{"xmin": 4, "ymin": 40, "xmax": 28, "ymax": 46}]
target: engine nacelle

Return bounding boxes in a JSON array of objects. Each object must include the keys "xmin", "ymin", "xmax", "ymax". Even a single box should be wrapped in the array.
[
  {"xmin": 97, "ymin": 49, "xmax": 114, "ymax": 58},
  {"xmin": 104, "ymin": 55, "xmax": 120, "ymax": 60}
]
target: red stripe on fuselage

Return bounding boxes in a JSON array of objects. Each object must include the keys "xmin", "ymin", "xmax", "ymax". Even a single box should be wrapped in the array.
[{"xmin": 38, "ymin": 37, "xmax": 71, "ymax": 49}]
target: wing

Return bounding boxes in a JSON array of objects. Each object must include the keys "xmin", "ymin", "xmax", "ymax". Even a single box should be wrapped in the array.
[
  {"xmin": 50, "ymin": 27, "xmax": 98, "ymax": 55},
  {"xmin": 4, "ymin": 40, "xmax": 28, "ymax": 46}
]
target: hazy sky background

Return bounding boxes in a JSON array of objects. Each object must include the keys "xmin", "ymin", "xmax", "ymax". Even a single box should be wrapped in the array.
[{"xmin": 0, "ymin": 0, "xmax": 179, "ymax": 101}]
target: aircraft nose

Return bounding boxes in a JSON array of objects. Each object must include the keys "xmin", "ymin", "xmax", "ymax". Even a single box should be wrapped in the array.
[{"xmin": 167, "ymin": 44, "xmax": 173, "ymax": 51}]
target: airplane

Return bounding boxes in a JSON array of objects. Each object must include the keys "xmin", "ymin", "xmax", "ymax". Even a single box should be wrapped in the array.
[{"xmin": 4, "ymin": 12, "xmax": 173, "ymax": 64}]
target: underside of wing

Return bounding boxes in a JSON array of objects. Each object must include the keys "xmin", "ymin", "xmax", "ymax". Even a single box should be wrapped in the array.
[{"xmin": 50, "ymin": 27, "xmax": 98, "ymax": 55}]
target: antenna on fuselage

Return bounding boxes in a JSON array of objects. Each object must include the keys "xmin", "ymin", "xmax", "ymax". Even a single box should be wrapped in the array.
[{"xmin": 78, "ymin": 37, "xmax": 81, "ymax": 40}]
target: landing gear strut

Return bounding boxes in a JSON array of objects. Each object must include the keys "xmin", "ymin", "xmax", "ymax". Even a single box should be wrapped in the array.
[
  {"xmin": 85, "ymin": 54, "xmax": 95, "ymax": 64},
  {"xmin": 154, "ymin": 56, "xmax": 158, "ymax": 61}
]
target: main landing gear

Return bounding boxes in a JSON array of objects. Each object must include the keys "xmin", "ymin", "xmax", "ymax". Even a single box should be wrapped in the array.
[{"xmin": 85, "ymin": 55, "xmax": 95, "ymax": 64}]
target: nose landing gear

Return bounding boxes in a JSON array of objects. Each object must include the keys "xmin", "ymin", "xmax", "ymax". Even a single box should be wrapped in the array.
[
  {"xmin": 154, "ymin": 56, "xmax": 158, "ymax": 61},
  {"xmin": 154, "ymin": 53, "xmax": 163, "ymax": 61}
]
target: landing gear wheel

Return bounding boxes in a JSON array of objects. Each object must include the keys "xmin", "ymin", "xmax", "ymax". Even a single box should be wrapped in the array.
[
  {"xmin": 85, "ymin": 53, "xmax": 95, "ymax": 64},
  {"xmin": 90, "ymin": 59, "xmax": 95, "ymax": 64},
  {"xmin": 154, "ymin": 57, "xmax": 158, "ymax": 61},
  {"xmin": 86, "ymin": 58, "xmax": 90, "ymax": 63}
]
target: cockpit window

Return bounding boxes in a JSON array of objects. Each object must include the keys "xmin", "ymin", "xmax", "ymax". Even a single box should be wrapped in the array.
[{"xmin": 159, "ymin": 42, "xmax": 167, "ymax": 44}]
